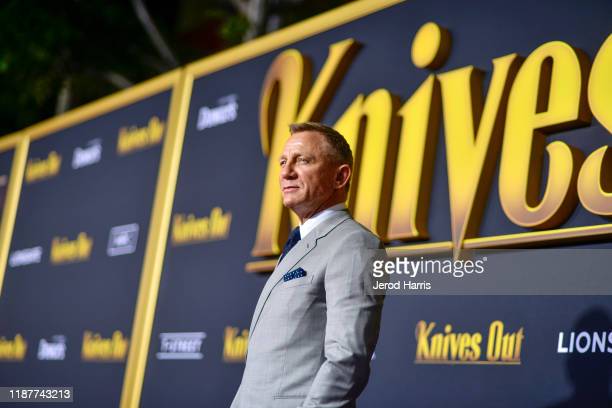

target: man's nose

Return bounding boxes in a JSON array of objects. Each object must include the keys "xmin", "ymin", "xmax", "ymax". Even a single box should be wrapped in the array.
[{"xmin": 280, "ymin": 163, "xmax": 296, "ymax": 179}]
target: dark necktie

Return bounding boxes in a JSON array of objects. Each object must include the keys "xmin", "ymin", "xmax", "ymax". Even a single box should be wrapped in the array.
[{"xmin": 279, "ymin": 226, "xmax": 301, "ymax": 262}]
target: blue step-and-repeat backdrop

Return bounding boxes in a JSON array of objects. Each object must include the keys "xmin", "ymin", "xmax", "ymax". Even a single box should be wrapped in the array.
[{"xmin": 0, "ymin": 0, "xmax": 611, "ymax": 406}]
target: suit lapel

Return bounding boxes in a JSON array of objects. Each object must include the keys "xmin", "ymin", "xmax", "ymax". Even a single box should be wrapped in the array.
[{"xmin": 249, "ymin": 210, "xmax": 351, "ymax": 337}]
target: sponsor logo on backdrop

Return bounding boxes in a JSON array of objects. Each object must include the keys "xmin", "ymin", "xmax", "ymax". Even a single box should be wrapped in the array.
[
  {"xmin": 25, "ymin": 151, "xmax": 62, "ymax": 184},
  {"xmin": 249, "ymin": 23, "xmax": 612, "ymax": 270},
  {"xmin": 50, "ymin": 232, "xmax": 93, "ymax": 265},
  {"xmin": 156, "ymin": 332, "xmax": 206, "ymax": 360},
  {"xmin": 9, "ymin": 246, "xmax": 43, "ymax": 267},
  {"xmin": 171, "ymin": 207, "xmax": 232, "ymax": 245},
  {"xmin": 37, "ymin": 335, "xmax": 67, "ymax": 361},
  {"xmin": 415, "ymin": 320, "xmax": 524, "ymax": 365},
  {"xmin": 223, "ymin": 326, "xmax": 248, "ymax": 363},
  {"xmin": 557, "ymin": 331, "xmax": 612, "ymax": 354},
  {"xmin": 117, "ymin": 116, "xmax": 165, "ymax": 155},
  {"xmin": 0, "ymin": 334, "xmax": 27, "ymax": 361},
  {"xmin": 72, "ymin": 139, "xmax": 102, "ymax": 169},
  {"xmin": 197, "ymin": 94, "xmax": 239, "ymax": 130},
  {"xmin": 107, "ymin": 223, "xmax": 139, "ymax": 257},
  {"xmin": 81, "ymin": 330, "xmax": 128, "ymax": 362}
]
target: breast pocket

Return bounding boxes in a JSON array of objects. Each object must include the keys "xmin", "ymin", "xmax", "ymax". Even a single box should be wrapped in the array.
[{"xmin": 281, "ymin": 273, "xmax": 314, "ymax": 289}]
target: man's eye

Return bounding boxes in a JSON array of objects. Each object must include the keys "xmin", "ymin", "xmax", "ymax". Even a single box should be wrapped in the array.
[
  {"xmin": 298, "ymin": 157, "xmax": 309, "ymax": 163},
  {"xmin": 279, "ymin": 160, "xmax": 286, "ymax": 166}
]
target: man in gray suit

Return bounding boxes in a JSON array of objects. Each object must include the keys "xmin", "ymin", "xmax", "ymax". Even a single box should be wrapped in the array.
[{"xmin": 231, "ymin": 122, "xmax": 385, "ymax": 408}]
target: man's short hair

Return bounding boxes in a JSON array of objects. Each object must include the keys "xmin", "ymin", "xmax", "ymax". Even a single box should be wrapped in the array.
[{"xmin": 289, "ymin": 122, "xmax": 353, "ymax": 168}]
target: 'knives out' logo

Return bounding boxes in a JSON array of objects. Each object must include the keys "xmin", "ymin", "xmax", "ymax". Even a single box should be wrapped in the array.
[
  {"xmin": 25, "ymin": 151, "xmax": 62, "ymax": 184},
  {"xmin": 171, "ymin": 207, "xmax": 232, "ymax": 245},
  {"xmin": 249, "ymin": 21, "xmax": 611, "ymax": 270},
  {"xmin": 81, "ymin": 330, "xmax": 129, "ymax": 362},
  {"xmin": 0, "ymin": 334, "xmax": 28, "ymax": 361},
  {"xmin": 50, "ymin": 232, "xmax": 93, "ymax": 264},
  {"xmin": 415, "ymin": 320, "xmax": 524, "ymax": 365},
  {"xmin": 116, "ymin": 116, "xmax": 165, "ymax": 155},
  {"xmin": 223, "ymin": 326, "xmax": 248, "ymax": 363}
]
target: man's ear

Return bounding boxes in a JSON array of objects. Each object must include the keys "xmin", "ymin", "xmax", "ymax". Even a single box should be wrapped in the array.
[{"xmin": 335, "ymin": 164, "xmax": 351, "ymax": 189}]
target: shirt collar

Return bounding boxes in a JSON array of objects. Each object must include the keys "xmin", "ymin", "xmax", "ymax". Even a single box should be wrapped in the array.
[{"xmin": 299, "ymin": 203, "xmax": 347, "ymax": 238}]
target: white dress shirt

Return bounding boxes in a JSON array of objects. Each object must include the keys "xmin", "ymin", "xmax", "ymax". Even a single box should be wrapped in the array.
[{"xmin": 299, "ymin": 203, "xmax": 347, "ymax": 238}]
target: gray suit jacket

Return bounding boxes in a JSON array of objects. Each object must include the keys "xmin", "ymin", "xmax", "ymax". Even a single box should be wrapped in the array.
[{"xmin": 231, "ymin": 210, "xmax": 385, "ymax": 408}]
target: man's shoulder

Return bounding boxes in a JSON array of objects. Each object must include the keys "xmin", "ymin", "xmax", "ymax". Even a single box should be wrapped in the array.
[{"xmin": 324, "ymin": 215, "xmax": 382, "ymax": 249}]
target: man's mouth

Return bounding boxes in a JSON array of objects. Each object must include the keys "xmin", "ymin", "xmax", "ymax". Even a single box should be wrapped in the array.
[{"xmin": 282, "ymin": 186, "xmax": 299, "ymax": 192}]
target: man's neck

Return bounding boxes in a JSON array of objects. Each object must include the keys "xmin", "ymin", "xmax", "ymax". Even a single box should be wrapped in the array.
[{"xmin": 298, "ymin": 198, "xmax": 346, "ymax": 223}]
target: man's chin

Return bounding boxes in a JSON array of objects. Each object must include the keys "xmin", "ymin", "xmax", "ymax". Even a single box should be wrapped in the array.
[
  {"xmin": 282, "ymin": 198, "xmax": 296, "ymax": 209},
  {"xmin": 282, "ymin": 194, "xmax": 302, "ymax": 209},
  {"xmin": 282, "ymin": 200, "xmax": 304, "ymax": 216}
]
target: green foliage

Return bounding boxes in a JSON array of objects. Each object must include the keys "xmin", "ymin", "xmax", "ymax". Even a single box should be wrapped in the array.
[
  {"xmin": 0, "ymin": 0, "xmax": 158, "ymax": 134},
  {"xmin": 220, "ymin": 14, "xmax": 250, "ymax": 45},
  {"xmin": 0, "ymin": 0, "xmax": 353, "ymax": 136}
]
